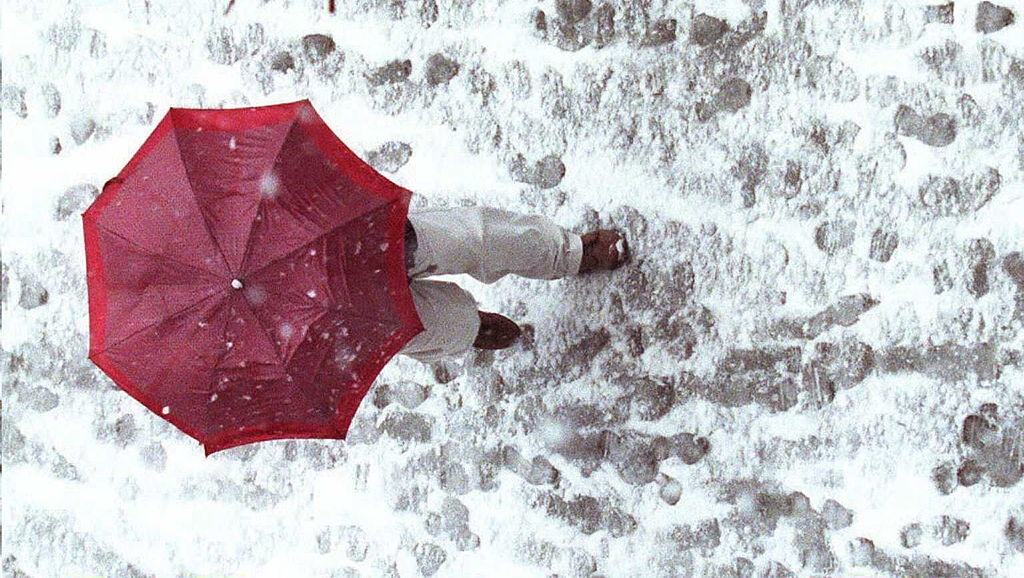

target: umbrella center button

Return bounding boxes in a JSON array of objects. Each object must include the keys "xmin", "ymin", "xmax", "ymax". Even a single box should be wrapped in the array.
[{"xmin": 231, "ymin": 279, "xmax": 244, "ymax": 290}]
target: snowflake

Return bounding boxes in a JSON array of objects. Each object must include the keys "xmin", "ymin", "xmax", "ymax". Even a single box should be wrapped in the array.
[{"xmin": 259, "ymin": 171, "xmax": 281, "ymax": 199}]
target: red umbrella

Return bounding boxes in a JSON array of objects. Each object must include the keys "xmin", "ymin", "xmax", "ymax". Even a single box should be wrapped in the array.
[{"xmin": 82, "ymin": 99, "xmax": 423, "ymax": 456}]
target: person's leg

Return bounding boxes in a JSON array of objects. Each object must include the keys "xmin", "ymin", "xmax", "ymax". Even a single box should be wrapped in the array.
[
  {"xmin": 398, "ymin": 280, "xmax": 521, "ymax": 361},
  {"xmin": 407, "ymin": 206, "xmax": 585, "ymax": 284},
  {"xmin": 398, "ymin": 279, "xmax": 482, "ymax": 363},
  {"xmin": 401, "ymin": 206, "xmax": 628, "ymax": 358}
]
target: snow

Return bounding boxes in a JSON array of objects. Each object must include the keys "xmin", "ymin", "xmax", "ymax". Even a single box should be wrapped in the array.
[
  {"xmin": 259, "ymin": 170, "xmax": 281, "ymax": 200},
  {"xmin": 243, "ymin": 282, "xmax": 268, "ymax": 305},
  {"xmin": 3, "ymin": 0, "xmax": 1024, "ymax": 577}
]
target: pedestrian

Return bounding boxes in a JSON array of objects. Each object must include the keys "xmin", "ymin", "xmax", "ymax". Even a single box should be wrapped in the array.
[{"xmin": 397, "ymin": 205, "xmax": 629, "ymax": 362}]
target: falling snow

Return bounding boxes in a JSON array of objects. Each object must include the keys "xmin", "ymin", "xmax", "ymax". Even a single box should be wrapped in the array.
[
  {"xmin": 243, "ymin": 283, "xmax": 268, "ymax": 306},
  {"xmin": 259, "ymin": 170, "xmax": 281, "ymax": 199},
  {"xmin": 5, "ymin": 1, "xmax": 1023, "ymax": 577},
  {"xmin": 279, "ymin": 322, "xmax": 294, "ymax": 339}
]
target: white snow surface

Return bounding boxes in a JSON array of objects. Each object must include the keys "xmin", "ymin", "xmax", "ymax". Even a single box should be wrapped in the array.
[{"xmin": 2, "ymin": 0, "xmax": 1024, "ymax": 577}]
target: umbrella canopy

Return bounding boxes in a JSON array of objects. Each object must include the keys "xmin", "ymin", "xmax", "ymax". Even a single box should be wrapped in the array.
[{"xmin": 82, "ymin": 99, "xmax": 424, "ymax": 456}]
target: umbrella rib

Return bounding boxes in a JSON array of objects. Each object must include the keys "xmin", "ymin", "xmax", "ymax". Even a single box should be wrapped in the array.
[
  {"xmin": 244, "ymin": 236, "xmax": 339, "ymax": 310},
  {"xmin": 92, "ymin": 285, "xmax": 232, "ymax": 357},
  {"xmin": 305, "ymin": 330, "xmax": 336, "ymax": 407},
  {"xmin": 225, "ymin": 321, "xmax": 334, "ymax": 443},
  {"xmin": 341, "ymin": 310, "xmax": 383, "ymax": 328},
  {"xmin": 169, "ymin": 116, "xmax": 238, "ymax": 278},
  {"xmin": 96, "ymin": 225, "xmax": 229, "ymax": 282},
  {"xmin": 206, "ymin": 309, "xmax": 334, "ymax": 441},
  {"xmin": 238, "ymin": 118, "xmax": 299, "ymax": 276},
  {"xmin": 336, "ymin": 309, "xmax": 397, "ymax": 335},
  {"xmin": 237, "ymin": 200, "xmax": 266, "ymax": 278},
  {"xmin": 310, "ymin": 333, "xmax": 333, "ymax": 382},
  {"xmin": 299, "ymin": 310, "xmax": 335, "ymax": 380},
  {"xmin": 238, "ymin": 292, "xmax": 284, "ymax": 365},
  {"xmin": 243, "ymin": 196, "xmax": 393, "ymax": 282},
  {"xmin": 317, "ymin": 236, "xmax": 339, "ymax": 308}
]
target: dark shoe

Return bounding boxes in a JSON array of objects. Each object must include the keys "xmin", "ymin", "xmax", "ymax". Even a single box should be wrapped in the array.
[
  {"xmin": 578, "ymin": 229, "xmax": 629, "ymax": 274},
  {"xmin": 473, "ymin": 311, "xmax": 522, "ymax": 350}
]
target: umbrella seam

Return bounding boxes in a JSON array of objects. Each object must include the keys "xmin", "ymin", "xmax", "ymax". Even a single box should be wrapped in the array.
[
  {"xmin": 235, "ymin": 243, "xmax": 335, "ymax": 362},
  {"xmin": 306, "ymin": 323, "xmax": 339, "ymax": 428},
  {"xmin": 204, "ymin": 316, "xmax": 336, "ymax": 450},
  {"xmin": 93, "ymin": 285, "xmax": 232, "ymax": 357},
  {"xmin": 95, "ymin": 225, "xmax": 230, "ymax": 282},
  {"xmin": 168, "ymin": 114, "xmax": 241, "ymax": 279},
  {"xmin": 237, "ymin": 117, "xmax": 300, "ymax": 276},
  {"xmin": 242, "ymin": 197, "xmax": 392, "ymax": 283},
  {"xmin": 318, "ymin": 236, "xmax": 340, "ymax": 308},
  {"xmin": 241, "ymin": 177, "xmax": 325, "ymax": 277},
  {"xmin": 88, "ymin": 225, "xmax": 230, "ymax": 356},
  {"xmin": 238, "ymin": 291, "xmax": 285, "ymax": 365}
]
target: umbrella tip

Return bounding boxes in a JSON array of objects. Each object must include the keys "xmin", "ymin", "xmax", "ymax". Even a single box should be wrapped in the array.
[{"xmin": 231, "ymin": 279, "xmax": 244, "ymax": 289}]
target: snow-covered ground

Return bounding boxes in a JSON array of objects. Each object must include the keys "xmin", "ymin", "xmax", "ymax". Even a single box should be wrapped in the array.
[{"xmin": 3, "ymin": 0, "xmax": 1024, "ymax": 576}]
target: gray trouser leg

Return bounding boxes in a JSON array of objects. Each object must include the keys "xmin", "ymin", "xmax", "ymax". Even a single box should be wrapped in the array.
[
  {"xmin": 406, "ymin": 206, "xmax": 584, "ymax": 283},
  {"xmin": 397, "ymin": 206, "xmax": 583, "ymax": 362}
]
